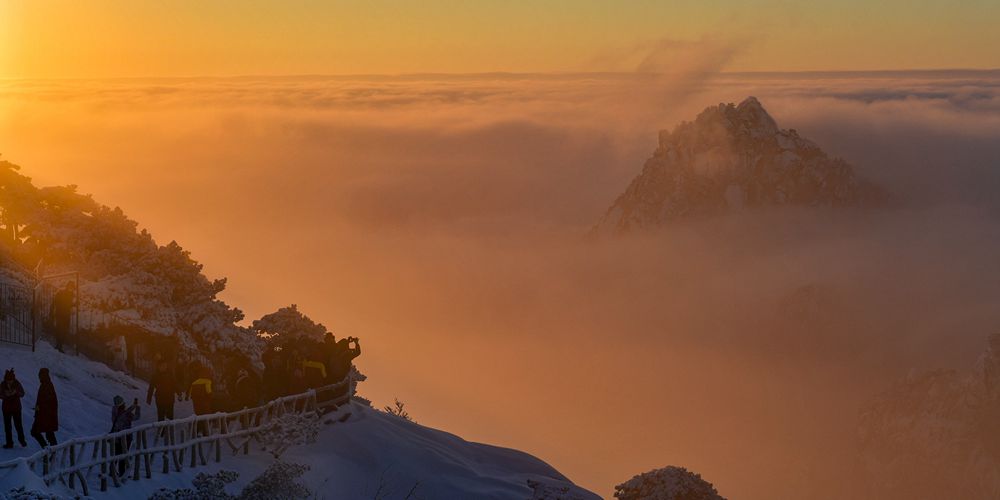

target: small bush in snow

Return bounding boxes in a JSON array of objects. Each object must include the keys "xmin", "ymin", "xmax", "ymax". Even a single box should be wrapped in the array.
[
  {"xmin": 148, "ymin": 470, "xmax": 239, "ymax": 500},
  {"xmin": 383, "ymin": 398, "xmax": 413, "ymax": 422},
  {"xmin": 146, "ymin": 462, "xmax": 311, "ymax": 500},
  {"xmin": 239, "ymin": 460, "xmax": 311, "ymax": 500},
  {"xmin": 258, "ymin": 411, "xmax": 319, "ymax": 458},
  {"xmin": 614, "ymin": 466, "xmax": 726, "ymax": 500},
  {"xmin": 3, "ymin": 487, "xmax": 63, "ymax": 500},
  {"xmin": 527, "ymin": 479, "xmax": 587, "ymax": 500}
]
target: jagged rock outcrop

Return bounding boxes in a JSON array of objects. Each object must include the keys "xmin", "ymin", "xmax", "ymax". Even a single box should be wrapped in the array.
[
  {"xmin": 856, "ymin": 334, "xmax": 1000, "ymax": 499},
  {"xmin": 614, "ymin": 466, "xmax": 726, "ymax": 500},
  {"xmin": 594, "ymin": 97, "xmax": 885, "ymax": 234}
]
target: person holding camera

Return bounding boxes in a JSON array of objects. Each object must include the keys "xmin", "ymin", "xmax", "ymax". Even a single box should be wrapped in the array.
[
  {"xmin": 110, "ymin": 395, "xmax": 141, "ymax": 477},
  {"xmin": 327, "ymin": 335, "xmax": 361, "ymax": 405}
]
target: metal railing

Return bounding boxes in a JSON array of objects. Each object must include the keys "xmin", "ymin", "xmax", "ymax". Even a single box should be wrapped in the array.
[
  {"xmin": 0, "ymin": 280, "xmax": 34, "ymax": 348},
  {"xmin": 0, "ymin": 375, "xmax": 354, "ymax": 495}
]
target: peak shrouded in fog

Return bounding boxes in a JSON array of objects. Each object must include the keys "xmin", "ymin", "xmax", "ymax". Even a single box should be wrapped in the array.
[
  {"xmin": 4, "ymin": 71, "xmax": 1000, "ymax": 498},
  {"xmin": 594, "ymin": 96, "xmax": 886, "ymax": 234}
]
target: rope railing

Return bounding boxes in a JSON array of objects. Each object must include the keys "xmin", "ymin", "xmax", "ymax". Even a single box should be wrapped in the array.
[{"xmin": 0, "ymin": 374, "xmax": 354, "ymax": 495}]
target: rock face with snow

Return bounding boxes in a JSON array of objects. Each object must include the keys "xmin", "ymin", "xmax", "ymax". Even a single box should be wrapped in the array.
[
  {"xmin": 856, "ymin": 334, "xmax": 1000, "ymax": 499},
  {"xmin": 594, "ymin": 97, "xmax": 885, "ymax": 234}
]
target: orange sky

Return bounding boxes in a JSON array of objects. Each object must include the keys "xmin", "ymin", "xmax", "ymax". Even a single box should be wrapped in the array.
[
  {"xmin": 1, "ymin": 1, "xmax": 999, "ymax": 78},
  {"xmin": 3, "ymin": 2, "xmax": 1000, "ymax": 497}
]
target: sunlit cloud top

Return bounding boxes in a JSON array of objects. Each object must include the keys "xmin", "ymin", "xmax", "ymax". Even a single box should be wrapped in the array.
[{"xmin": 2, "ymin": 0, "xmax": 999, "ymax": 78}]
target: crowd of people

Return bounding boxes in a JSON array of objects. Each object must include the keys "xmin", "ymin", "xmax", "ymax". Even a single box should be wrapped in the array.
[
  {"xmin": 0, "ymin": 332, "xmax": 361, "ymax": 455},
  {"xmin": 262, "ymin": 333, "xmax": 361, "ymax": 406}
]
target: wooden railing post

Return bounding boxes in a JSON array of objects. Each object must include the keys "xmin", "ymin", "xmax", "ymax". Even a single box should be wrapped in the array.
[
  {"xmin": 68, "ymin": 443, "xmax": 76, "ymax": 489},
  {"xmin": 132, "ymin": 431, "xmax": 141, "ymax": 481},
  {"xmin": 99, "ymin": 438, "xmax": 108, "ymax": 492},
  {"xmin": 215, "ymin": 417, "xmax": 225, "ymax": 463},
  {"xmin": 143, "ymin": 429, "xmax": 152, "ymax": 479}
]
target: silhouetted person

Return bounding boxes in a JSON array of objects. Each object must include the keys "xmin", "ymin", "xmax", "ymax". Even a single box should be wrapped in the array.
[
  {"xmin": 321, "ymin": 333, "xmax": 338, "ymax": 370},
  {"xmin": 1, "ymin": 369, "xmax": 27, "ymax": 448},
  {"xmin": 329, "ymin": 337, "xmax": 361, "ymax": 404},
  {"xmin": 187, "ymin": 368, "xmax": 213, "ymax": 436},
  {"xmin": 288, "ymin": 367, "xmax": 307, "ymax": 396},
  {"xmin": 302, "ymin": 356, "xmax": 327, "ymax": 389},
  {"xmin": 183, "ymin": 359, "xmax": 202, "ymax": 401},
  {"xmin": 146, "ymin": 361, "xmax": 177, "ymax": 421},
  {"xmin": 30, "ymin": 368, "xmax": 58, "ymax": 448},
  {"xmin": 110, "ymin": 395, "xmax": 140, "ymax": 477},
  {"xmin": 261, "ymin": 351, "xmax": 286, "ymax": 401},
  {"xmin": 49, "ymin": 284, "xmax": 75, "ymax": 353},
  {"xmin": 232, "ymin": 368, "xmax": 260, "ymax": 410},
  {"xmin": 174, "ymin": 357, "xmax": 188, "ymax": 401}
]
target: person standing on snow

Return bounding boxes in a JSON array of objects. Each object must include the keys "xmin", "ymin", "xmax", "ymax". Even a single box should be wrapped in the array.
[
  {"xmin": 174, "ymin": 354, "xmax": 190, "ymax": 402},
  {"xmin": 110, "ymin": 395, "xmax": 141, "ymax": 477},
  {"xmin": 329, "ymin": 336, "xmax": 361, "ymax": 404},
  {"xmin": 187, "ymin": 368, "xmax": 213, "ymax": 436},
  {"xmin": 302, "ymin": 356, "xmax": 327, "ymax": 389},
  {"xmin": 146, "ymin": 360, "xmax": 177, "ymax": 421},
  {"xmin": 1, "ymin": 369, "xmax": 27, "ymax": 449},
  {"xmin": 30, "ymin": 368, "xmax": 58, "ymax": 448},
  {"xmin": 261, "ymin": 350, "xmax": 287, "ymax": 401},
  {"xmin": 49, "ymin": 283, "xmax": 75, "ymax": 353},
  {"xmin": 233, "ymin": 368, "xmax": 260, "ymax": 410},
  {"xmin": 287, "ymin": 366, "xmax": 307, "ymax": 396}
]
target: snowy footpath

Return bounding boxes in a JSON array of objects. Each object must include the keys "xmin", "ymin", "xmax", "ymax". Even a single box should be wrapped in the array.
[{"xmin": 0, "ymin": 342, "xmax": 598, "ymax": 499}]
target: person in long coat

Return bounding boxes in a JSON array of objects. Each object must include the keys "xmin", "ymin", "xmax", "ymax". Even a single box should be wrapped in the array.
[
  {"xmin": 30, "ymin": 368, "xmax": 58, "ymax": 448},
  {"xmin": 49, "ymin": 284, "xmax": 74, "ymax": 353},
  {"xmin": 146, "ymin": 361, "xmax": 177, "ymax": 421},
  {"xmin": 1, "ymin": 369, "xmax": 27, "ymax": 448}
]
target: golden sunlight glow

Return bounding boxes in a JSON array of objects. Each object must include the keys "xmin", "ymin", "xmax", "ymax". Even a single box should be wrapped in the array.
[{"xmin": 1, "ymin": 1, "xmax": 998, "ymax": 78}]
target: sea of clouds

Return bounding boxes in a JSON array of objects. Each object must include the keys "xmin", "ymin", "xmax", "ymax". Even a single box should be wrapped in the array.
[{"xmin": 2, "ymin": 69, "xmax": 1000, "ymax": 498}]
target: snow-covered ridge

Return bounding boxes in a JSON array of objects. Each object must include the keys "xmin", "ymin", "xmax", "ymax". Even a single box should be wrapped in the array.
[
  {"xmin": 594, "ymin": 97, "xmax": 886, "ymax": 234},
  {"xmin": 0, "ymin": 342, "xmax": 598, "ymax": 499}
]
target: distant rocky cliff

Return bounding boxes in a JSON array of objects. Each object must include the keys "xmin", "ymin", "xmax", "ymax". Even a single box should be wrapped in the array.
[
  {"xmin": 856, "ymin": 334, "xmax": 1000, "ymax": 499},
  {"xmin": 594, "ymin": 97, "xmax": 885, "ymax": 234}
]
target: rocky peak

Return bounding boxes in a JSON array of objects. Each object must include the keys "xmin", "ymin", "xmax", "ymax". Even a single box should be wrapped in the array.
[{"xmin": 594, "ymin": 97, "xmax": 885, "ymax": 235}]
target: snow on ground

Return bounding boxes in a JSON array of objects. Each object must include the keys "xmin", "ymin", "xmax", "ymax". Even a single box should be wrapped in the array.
[
  {"xmin": 0, "ymin": 342, "xmax": 599, "ymax": 499},
  {"xmin": 0, "ymin": 340, "xmax": 184, "ymax": 460}
]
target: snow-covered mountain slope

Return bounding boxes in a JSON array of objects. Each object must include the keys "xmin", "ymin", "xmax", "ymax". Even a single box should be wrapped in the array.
[
  {"xmin": 0, "ymin": 341, "xmax": 156, "ymax": 460},
  {"xmin": 593, "ymin": 97, "xmax": 886, "ymax": 235},
  {"xmin": 0, "ymin": 343, "xmax": 598, "ymax": 499},
  {"xmin": 856, "ymin": 334, "xmax": 1000, "ymax": 499}
]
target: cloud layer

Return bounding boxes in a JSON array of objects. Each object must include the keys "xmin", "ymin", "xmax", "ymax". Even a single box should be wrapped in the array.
[{"xmin": 3, "ymin": 71, "xmax": 1000, "ymax": 498}]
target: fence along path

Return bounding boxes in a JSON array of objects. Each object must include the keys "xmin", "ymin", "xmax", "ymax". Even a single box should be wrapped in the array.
[{"xmin": 0, "ymin": 375, "xmax": 354, "ymax": 495}]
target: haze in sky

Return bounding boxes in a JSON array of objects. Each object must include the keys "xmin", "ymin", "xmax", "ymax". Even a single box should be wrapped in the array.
[{"xmin": 2, "ymin": 1, "xmax": 1000, "ymax": 78}]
